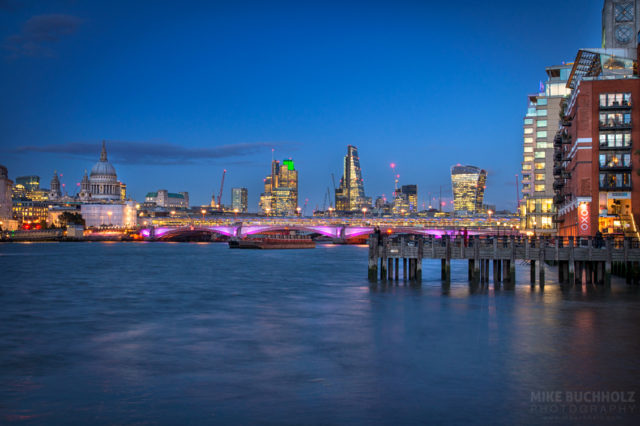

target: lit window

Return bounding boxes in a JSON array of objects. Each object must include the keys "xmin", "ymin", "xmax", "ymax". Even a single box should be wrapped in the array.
[
  {"xmin": 535, "ymin": 173, "xmax": 545, "ymax": 181},
  {"xmin": 537, "ymin": 109, "xmax": 547, "ymax": 117},
  {"xmin": 524, "ymin": 137, "xmax": 534, "ymax": 143},
  {"xmin": 534, "ymin": 184, "xmax": 545, "ymax": 192},
  {"xmin": 537, "ymin": 98, "xmax": 548, "ymax": 106},
  {"xmin": 536, "ymin": 130, "xmax": 547, "ymax": 138},
  {"xmin": 534, "ymin": 152, "xmax": 545, "ymax": 159},
  {"xmin": 524, "ymin": 128, "xmax": 533, "ymax": 135},
  {"xmin": 535, "ymin": 163, "xmax": 545, "ymax": 170},
  {"xmin": 524, "ymin": 147, "xmax": 533, "ymax": 153},
  {"xmin": 524, "ymin": 156, "xmax": 534, "ymax": 162},
  {"xmin": 536, "ymin": 142, "xmax": 549, "ymax": 149},
  {"xmin": 537, "ymin": 120, "xmax": 547, "ymax": 127},
  {"xmin": 522, "ymin": 164, "xmax": 532, "ymax": 170},
  {"xmin": 524, "ymin": 118, "xmax": 534, "ymax": 125}
]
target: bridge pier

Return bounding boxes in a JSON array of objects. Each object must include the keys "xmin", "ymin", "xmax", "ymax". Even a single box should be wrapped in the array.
[
  {"xmin": 395, "ymin": 258, "xmax": 399, "ymax": 281},
  {"xmin": 468, "ymin": 260, "xmax": 474, "ymax": 281},
  {"xmin": 530, "ymin": 260, "xmax": 536, "ymax": 286},
  {"xmin": 403, "ymin": 258, "xmax": 407, "ymax": 281}
]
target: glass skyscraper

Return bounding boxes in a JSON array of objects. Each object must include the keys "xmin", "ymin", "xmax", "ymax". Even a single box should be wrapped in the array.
[
  {"xmin": 335, "ymin": 145, "xmax": 370, "ymax": 212},
  {"xmin": 259, "ymin": 159, "xmax": 298, "ymax": 216},
  {"xmin": 451, "ymin": 165, "xmax": 487, "ymax": 215}
]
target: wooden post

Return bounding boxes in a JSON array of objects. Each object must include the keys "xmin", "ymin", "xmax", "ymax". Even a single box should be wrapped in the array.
[
  {"xmin": 395, "ymin": 258, "xmax": 399, "ymax": 281},
  {"xmin": 380, "ymin": 235, "xmax": 387, "ymax": 281},
  {"xmin": 509, "ymin": 236, "xmax": 516, "ymax": 284},
  {"xmin": 624, "ymin": 238, "xmax": 631, "ymax": 284},
  {"xmin": 388, "ymin": 258, "xmax": 393, "ymax": 281},
  {"xmin": 473, "ymin": 236, "xmax": 480, "ymax": 283},
  {"xmin": 368, "ymin": 234, "xmax": 378, "ymax": 281},
  {"xmin": 497, "ymin": 260, "xmax": 502, "ymax": 282},
  {"xmin": 568, "ymin": 236, "xmax": 575, "ymax": 285},
  {"xmin": 530, "ymin": 260, "xmax": 536, "ymax": 285},
  {"xmin": 493, "ymin": 260, "xmax": 498, "ymax": 285},
  {"xmin": 403, "ymin": 258, "xmax": 407, "ymax": 281},
  {"xmin": 468, "ymin": 260, "xmax": 474, "ymax": 281},
  {"xmin": 444, "ymin": 235, "xmax": 451, "ymax": 283},
  {"xmin": 605, "ymin": 238, "xmax": 611, "ymax": 286},
  {"xmin": 539, "ymin": 238, "xmax": 545, "ymax": 287},
  {"xmin": 416, "ymin": 236, "xmax": 423, "ymax": 282}
]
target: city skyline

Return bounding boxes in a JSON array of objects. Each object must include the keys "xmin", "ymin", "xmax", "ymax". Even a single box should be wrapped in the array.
[{"xmin": 0, "ymin": 1, "xmax": 602, "ymax": 210}]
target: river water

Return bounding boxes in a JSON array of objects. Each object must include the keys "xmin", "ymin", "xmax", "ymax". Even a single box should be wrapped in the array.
[{"xmin": 1, "ymin": 242, "xmax": 640, "ymax": 425}]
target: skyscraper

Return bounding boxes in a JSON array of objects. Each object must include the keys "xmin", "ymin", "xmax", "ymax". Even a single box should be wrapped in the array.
[
  {"xmin": 392, "ymin": 185, "xmax": 418, "ymax": 215},
  {"xmin": 520, "ymin": 64, "xmax": 572, "ymax": 234},
  {"xmin": 451, "ymin": 165, "xmax": 487, "ymax": 215},
  {"xmin": 260, "ymin": 159, "xmax": 298, "ymax": 216},
  {"xmin": 231, "ymin": 187, "xmax": 248, "ymax": 213},
  {"xmin": 335, "ymin": 145, "xmax": 370, "ymax": 212}
]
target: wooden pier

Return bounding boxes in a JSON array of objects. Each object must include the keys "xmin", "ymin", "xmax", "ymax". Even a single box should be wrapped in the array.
[{"xmin": 368, "ymin": 234, "xmax": 640, "ymax": 286}]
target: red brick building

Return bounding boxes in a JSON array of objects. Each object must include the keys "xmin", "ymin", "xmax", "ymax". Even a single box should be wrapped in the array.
[{"xmin": 555, "ymin": 53, "xmax": 640, "ymax": 238}]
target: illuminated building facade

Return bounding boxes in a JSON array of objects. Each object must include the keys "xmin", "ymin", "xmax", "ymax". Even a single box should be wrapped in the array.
[
  {"xmin": 89, "ymin": 141, "xmax": 121, "ymax": 201},
  {"xmin": 259, "ymin": 159, "xmax": 298, "ymax": 215},
  {"xmin": 0, "ymin": 165, "xmax": 13, "ymax": 223},
  {"xmin": 15, "ymin": 176, "xmax": 39, "ymax": 193},
  {"xmin": 80, "ymin": 201, "xmax": 137, "ymax": 228},
  {"xmin": 393, "ymin": 185, "xmax": 418, "ymax": 215},
  {"xmin": 12, "ymin": 199, "xmax": 49, "ymax": 226},
  {"xmin": 335, "ymin": 145, "xmax": 370, "ymax": 212},
  {"xmin": 145, "ymin": 190, "xmax": 189, "ymax": 209},
  {"xmin": 520, "ymin": 64, "xmax": 572, "ymax": 234},
  {"xmin": 451, "ymin": 165, "xmax": 487, "ymax": 215},
  {"xmin": 231, "ymin": 187, "xmax": 248, "ymax": 212},
  {"xmin": 553, "ymin": 1, "xmax": 640, "ymax": 237},
  {"xmin": 49, "ymin": 171, "xmax": 62, "ymax": 201}
]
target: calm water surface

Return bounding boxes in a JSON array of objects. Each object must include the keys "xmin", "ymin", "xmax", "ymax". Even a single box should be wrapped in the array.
[{"xmin": 1, "ymin": 242, "xmax": 640, "ymax": 425}]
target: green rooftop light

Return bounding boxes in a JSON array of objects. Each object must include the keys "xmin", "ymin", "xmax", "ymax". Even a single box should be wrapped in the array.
[{"xmin": 282, "ymin": 159, "xmax": 295, "ymax": 171}]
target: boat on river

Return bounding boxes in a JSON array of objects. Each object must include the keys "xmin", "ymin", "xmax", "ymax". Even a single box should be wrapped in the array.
[{"xmin": 228, "ymin": 233, "xmax": 315, "ymax": 249}]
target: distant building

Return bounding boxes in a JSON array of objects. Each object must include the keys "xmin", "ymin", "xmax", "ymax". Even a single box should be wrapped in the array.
[
  {"xmin": 81, "ymin": 201, "xmax": 137, "ymax": 228},
  {"xmin": 393, "ymin": 184, "xmax": 418, "ymax": 215},
  {"xmin": 89, "ymin": 141, "xmax": 122, "ymax": 201},
  {"xmin": 12, "ymin": 199, "xmax": 49, "ymax": 226},
  {"xmin": 0, "ymin": 165, "xmax": 13, "ymax": 223},
  {"xmin": 145, "ymin": 190, "xmax": 189, "ymax": 209},
  {"xmin": 335, "ymin": 145, "xmax": 370, "ymax": 212},
  {"xmin": 15, "ymin": 176, "xmax": 40, "ymax": 193},
  {"xmin": 451, "ymin": 165, "xmax": 487, "ymax": 215},
  {"xmin": 231, "ymin": 187, "xmax": 248, "ymax": 213},
  {"xmin": 49, "ymin": 171, "xmax": 62, "ymax": 201},
  {"xmin": 260, "ymin": 158, "xmax": 298, "ymax": 215}
]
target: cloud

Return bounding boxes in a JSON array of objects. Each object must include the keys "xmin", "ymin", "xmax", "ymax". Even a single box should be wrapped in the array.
[
  {"xmin": 13, "ymin": 140, "xmax": 293, "ymax": 165},
  {"xmin": 4, "ymin": 13, "xmax": 82, "ymax": 57}
]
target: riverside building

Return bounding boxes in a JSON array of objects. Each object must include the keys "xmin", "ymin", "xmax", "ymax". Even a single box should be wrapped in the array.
[
  {"xmin": 553, "ymin": 0, "xmax": 640, "ymax": 237},
  {"xmin": 231, "ymin": 187, "xmax": 248, "ymax": 213},
  {"xmin": 520, "ymin": 64, "xmax": 572, "ymax": 234}
]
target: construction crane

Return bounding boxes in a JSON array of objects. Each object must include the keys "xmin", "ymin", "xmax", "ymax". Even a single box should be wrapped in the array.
[{"xmin": 217, "ymin": 169, "xmax": 226, "ymax": 211}]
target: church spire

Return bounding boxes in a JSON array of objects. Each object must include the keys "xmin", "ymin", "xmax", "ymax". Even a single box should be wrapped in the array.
[{"xmin": 100, "ymin": 140, "xmax": 107, "ymax": 162}]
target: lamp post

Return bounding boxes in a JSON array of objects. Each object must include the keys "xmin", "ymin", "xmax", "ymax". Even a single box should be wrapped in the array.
[
  {"xmin": 296, "ymin": 206, "xmax": 302, "ymax": 217},
  {"xmin": 328, "ymin": 207, "xmax": 334, "ymax": 218},
  {"xmin": 201, "ymin": 209, "xmax": 206, "ymax": 222},
  {"xmin": 362, "ymin": 207, "xmax": 367, "ymax": 219},
  {"xmin": 234, "ymin": 208, "xmax": 238, "ymax": 219}
]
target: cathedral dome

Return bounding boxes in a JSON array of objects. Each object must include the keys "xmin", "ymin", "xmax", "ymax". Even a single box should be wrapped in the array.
[{"xmin": 90, "ymin": 141, "xmax": 117, "ymax": 177}]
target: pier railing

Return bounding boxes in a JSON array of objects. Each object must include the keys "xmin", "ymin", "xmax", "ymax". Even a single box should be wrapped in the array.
[{"xmin": 368, "ymin": 234, "xmax": 640, "ymax": 286}]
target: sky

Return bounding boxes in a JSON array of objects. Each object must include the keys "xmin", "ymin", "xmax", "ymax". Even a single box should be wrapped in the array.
[{"xmin": 0, "ymin": 0, "xmax": 603, "ymax": 212}]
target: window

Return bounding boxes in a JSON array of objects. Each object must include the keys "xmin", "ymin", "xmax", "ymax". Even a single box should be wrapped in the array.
[
  {"xmin": 524, "ymin": 137, "xmax": 534, "ymax": 143},
  {"xmin": 537, "ymin": 109, "xmax": 547, "ymax": 117},
  {"xmin": 524, "ymin": 118, "xmax": 534, "ymax": 125},
  {"xmin": 534, "ymin": 152, "xmax": 545, "ymax": 159},
  {"xmin": 536, "ymin": 130, "xmax": 547, "ymax": 138},
  {"xmin": 599, "ymin": 131, "xmax": 631, "ymax": 148},
  {"xmin": 524, "ymin": 147, "xmax": 533, "ymax": 153},
  {"xmin": 535, "ymin": 163, "xmax": 545, "ymax": 170},
  {"xmin": 524, "ymin": 156, "xmax": 534, "ymax": 162},
  {"xmin": 535, "ymin": 184, "xmax": 545, "ymax": 192},
  {"xmin": 536, "ymin": 142, "xmax": 550, "ymax": 149},
  {"xmin": 537, "ymin": 120, "xmax": 547, "ymax": 127},
  {"xmin": 599, "ymin": 112, "xmax": 632, "ymax": 127},
  {"xmin": 537, "ymin": 98, "xmax": 548, "ymax": 106},
  {"xmin": 600, "ymin": 172, "xmax": 631, "ymax": 188},
  {"xmin": 535, "ymin": 173, "xmax": 545, "ymax": 181},
  {"xmin": 524, "ymin": 128, "xmax": 533, "ymax": 134},
  {"xmin": 599, "ymin": 153, "xmax": 632, "ymax": 168},
  {"xmin": 599, "ymin": 92, "xmax": 632, "ymax": 107},
  {"xmin": 522, "ymin": 164, "xmax": 532, "ymax": 171}
]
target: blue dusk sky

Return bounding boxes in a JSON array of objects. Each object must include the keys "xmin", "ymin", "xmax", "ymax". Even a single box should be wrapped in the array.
[{"xmin": 0, "ymin": 0, "xmax": 602, "ymax": 211}]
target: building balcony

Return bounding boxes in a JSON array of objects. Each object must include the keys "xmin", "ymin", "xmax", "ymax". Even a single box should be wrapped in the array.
[
  {"xmin": 553, "ymin": 194, "xmax": 565, "ymax": 204},
  {"xmin": 599, "ymin": 102, "xmax": 632, "ymax": 111},
  {"xmin": 599, "ymin": 165, "xmax": 631, "ymax": 171},
  {"xmin": 553, "ymin": 166, "xmax": 563, "ymax": 176},
  {"xmin": 600, "ymin": 184, "xmax": 632, "ymax": 191},
  {"xmin": 552, "ymin": 181, "xmax": 564, "ymax": 190},
  {"xmin": 599, "ymin": 144, "xmax": 632, "ymax": 151},
  {"xmin": 599, "ymin": 121, "xmax": 632, "ymax": 130}
]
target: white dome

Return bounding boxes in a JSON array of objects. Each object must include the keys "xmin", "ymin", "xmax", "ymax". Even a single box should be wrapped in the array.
[{"xmin": 90, "ymin": 160, "xmax": 117, "ymax": 177}]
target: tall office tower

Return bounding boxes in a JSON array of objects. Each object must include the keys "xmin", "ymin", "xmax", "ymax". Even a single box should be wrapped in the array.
[
  {"xmin": 392, "ymin": 185, "xmax": 418, "ymax": 215},
  {"xmin": 0, "ymin": 165, "xmax": 13, "ymax": 222},
  {"xmin": 259, "ymin": 159, "xmax": 298, "ymax": 215},
  {"xmin": 520, "ymin": 64, "xmax": 572, "ymax": 234},
  {"xmin": 15, "ymin": 176, "xmax": 40, "ymax": 193},
  {"xmin": 335, "ymin": 145, "xmax": 370, "ymax": 212},
  {"xmin": 231, "ymin": 187, "xmax": 248, "ymax": 213},
  {"xmin": 451, "ymin": 165, "xmax": 487, "ymax": 215},
  {"xmin": 602, "ymin": 0, "xmax": 640, "ymax": 58}
]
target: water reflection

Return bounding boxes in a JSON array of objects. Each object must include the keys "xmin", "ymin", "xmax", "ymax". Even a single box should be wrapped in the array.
[{"xmin": 1, "ymin": 243, "xmax": 639, "ymax": 425}]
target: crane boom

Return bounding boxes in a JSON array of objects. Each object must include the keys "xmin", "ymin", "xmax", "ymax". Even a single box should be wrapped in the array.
[{"xmin": 217, "ymin": 169, "xmax": 226, "ymax": 211}]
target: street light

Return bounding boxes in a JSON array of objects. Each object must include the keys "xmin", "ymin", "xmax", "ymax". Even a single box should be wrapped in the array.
[
  {"xmin": 107, "ymin": 211, "xmax": 113, "ymax": 227},
  {"xmin": 328, "ymin": 207, "xmax": 334, "ymax": 218},
  {"xmin": 234, "ymin": 208, "xmax": 238, "ymax": 218},
  {"xmin": 362, "ymin": 207, "xmax": 367, "ymax": 219},
  {"xmin": 201, "ymin": 209, "xmax": 206, "ymax": 221},
  {"xmin": 296, "ymin": 206, "xmax": 302, "ymax": 217}
]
